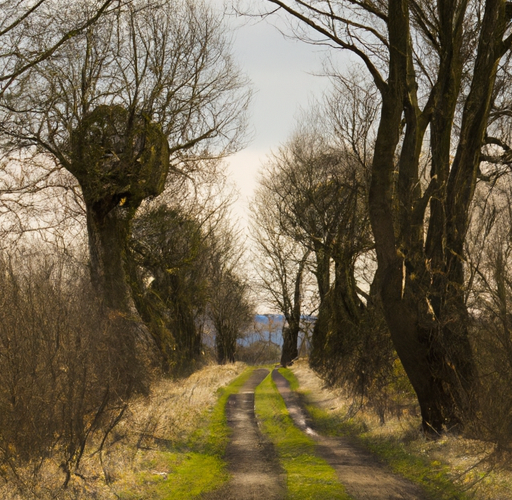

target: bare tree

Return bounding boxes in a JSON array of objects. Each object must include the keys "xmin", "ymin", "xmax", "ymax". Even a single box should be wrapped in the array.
[
  {"xmin": 0, "ymin": 249, "xmax": 133, "ymax": 489},
  {"xmin": 207, "ymin": 226, "xmax": 254, "ymax": 364},
  {"xmin": 251, "ymin": 179, "xmax": 311, "ymax": 366},
  {"xmin": 256, "ymin": 118, "xmax": 373, "ymax": 358},
  {"xmin": 0, "ymin": 0, "xmax": 251, "ymax": 373},
  {"xmin": 0, "ymin": 0, "xmax": 118, "ymax": 97},
  {"xmin": 0, "ymin": 0, "xmax": 125, "ymax": 251},
  {"xmin": 463, "ymin": 178, "xmax": 512, "ymax": 447}
]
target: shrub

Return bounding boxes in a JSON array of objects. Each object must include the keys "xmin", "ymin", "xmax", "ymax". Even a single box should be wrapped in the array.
[{"xmin": 0, "ymin": 251, "xmax": 139, "ymax": 492}]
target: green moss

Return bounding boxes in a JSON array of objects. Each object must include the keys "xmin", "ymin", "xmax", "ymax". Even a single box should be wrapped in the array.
[
  {"xmin": 255, "ymin": 373, "xmax": 352, "ymax": 500},
  {"xmin": 278, "ymin": 367, "xmax": 300, "ymax": 391},
  {"xmin": 279, "ymin": 368, "xmax": 470, "ymax": 500},
  {"xmin": 70, "ymin": 104, "xmax": 169, "ymax": 205}
]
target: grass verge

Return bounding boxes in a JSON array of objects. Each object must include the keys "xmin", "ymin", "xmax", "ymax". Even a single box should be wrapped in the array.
[
  {"xmin": 120, "ymin": 366, "xmax": 256, "ymax": 500},
  {"xmin": 255, "ymin": 372, "xmax": 352, "ymax": 500},
  {"xmin": 278, "ymin": 367, "xmax": 471, "ymax": 500}
]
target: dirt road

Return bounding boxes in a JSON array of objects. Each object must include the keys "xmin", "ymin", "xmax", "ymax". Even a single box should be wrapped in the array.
[{"xmin": 205, "ymin": 368, "xmax": 428, "ymax": 500}]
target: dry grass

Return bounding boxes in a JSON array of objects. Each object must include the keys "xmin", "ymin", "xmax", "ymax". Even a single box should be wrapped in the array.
[
  {"xmin": 0, "ymin": 362, "xmax": 247, "ymax": 500},
  {"xmin": 290, "ymin": 358, "xmax": 512, "ymax": 500}
]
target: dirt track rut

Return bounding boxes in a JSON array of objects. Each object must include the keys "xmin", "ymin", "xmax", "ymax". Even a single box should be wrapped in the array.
[
  {"xmin": 272, "ymin": 369, "xmax": 428, "ymax": 500},
  {"xmin": 202, "ymin": 368, "xmax": 285, "ymax": 500},
  {"xmin": 205, "ymin": 368, "xmax": 429, "ymax": 500}
]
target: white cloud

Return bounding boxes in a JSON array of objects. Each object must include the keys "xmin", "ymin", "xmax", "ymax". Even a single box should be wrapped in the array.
[{"xmin": 218, "ymin": 5, "xmax": 335, "ymax": 227}]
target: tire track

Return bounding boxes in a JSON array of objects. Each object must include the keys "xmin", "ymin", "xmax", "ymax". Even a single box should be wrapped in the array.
[
  {"xmin": 272, "ymin": 369, "xmax": 428, "ymax": 500},
  {"xmin": 203, "ymin": 368, "xmax": 285, "ymax": 500}
]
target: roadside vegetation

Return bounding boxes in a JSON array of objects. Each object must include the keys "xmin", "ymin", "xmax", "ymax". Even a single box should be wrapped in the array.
[
  {"xmin": 0, "ymin": 0, "xmax": 254, "ymax": 493},
  {"xmin": 0, "ymin": 360, "xmax": 248, "ymax": 499},
  {"xmin": 248, "ymin": 0, "xmax": 512, "ymax": 454},
  {"xmin": 282, "ymin": 361, "xmax": 512, "ymax": 500},
  {"xmin": 117, "ymin": 366, "xmax": 255, "ymax": 500},
  {"xmin": 2, "ymin": 0, "xmax": 512, "ymax": 498}
]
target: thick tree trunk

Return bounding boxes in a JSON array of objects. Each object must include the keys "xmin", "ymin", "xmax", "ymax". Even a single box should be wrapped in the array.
[
  {"xmin": 367, "ymin": 0, "xmax": 454, "ymax": 434},
  {"xmin": 310, "ymin": 243, "xmax": 333, "ymax": 369},
  {"xmin": 310, "ymin": 246, "xmax": 363, "ymax": 372},
  {"xmin": 87, "ymin": 202, "xmax": 160, "ymax": 340},
  {"xmin": 87, "ymin": 204, "xmax": 138, "ymax": 314},
  {"xmin": 68, "ymin": 104, "xmax": 170, "ymax": 380},
  {"xmin": 380, "ymin": 268, "xmax": 452, "ymax": 432},
  {"xmin": 86, "ymin": 201, "xmax": 161, "ymax": 393},
  {"xmin": 368, "ymin": 0, "xmax": 510, "ymax": 434}
]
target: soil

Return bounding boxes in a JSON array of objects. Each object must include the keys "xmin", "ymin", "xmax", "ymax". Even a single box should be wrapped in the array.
[
  {"xmin": 272, "ymin": 369, "xmax": 429, "ymax": 500},
  {"xmin": 202, "ymin": 368, "xmax": 286, "ymax": 500}
]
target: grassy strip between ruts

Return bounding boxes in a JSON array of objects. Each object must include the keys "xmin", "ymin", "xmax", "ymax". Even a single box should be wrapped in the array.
[
  {"xmin": 278, "ymin": 367, "xmax": 471, "ymax": 500},
  {"xmin": 255, "ymin": 372, "xmax": 353, "ymax": 500},
  {"xmin": 120, "ymin": 366, "xmax": 256, "ymax": 500}
]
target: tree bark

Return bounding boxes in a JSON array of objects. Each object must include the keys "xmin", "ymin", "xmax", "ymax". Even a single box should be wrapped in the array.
[
  {"xmin": 281, "ymin": 325, "xmax": 299, "ymax": 366},
  {"xmin": 440, "ymin": 0, "xmax": 509, "ymax": 416},
  {"xmin": 371, "ymin": 0, "xmax": 509, "ymax": 433},
  {"xmin": 86, "ymin": 200, "xmax": 160, "ymax": 391},
  {"xmin": 280, "ymin": 252, "xmax": 308, "ymax": 365},
  {"xmin": 367, "ymin": 0, "xmax": 453, "ymax": 433}
]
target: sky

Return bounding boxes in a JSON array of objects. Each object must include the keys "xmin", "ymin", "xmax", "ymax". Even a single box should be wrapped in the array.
[{"xmin": 216, "ymin": 5, "xmax": 335, "ymax": 226}]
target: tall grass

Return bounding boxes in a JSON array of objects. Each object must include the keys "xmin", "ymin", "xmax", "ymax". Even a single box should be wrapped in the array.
[
  {"xmin": 0, "ymin": 245, "xmax": 253, "ymax": 499},
  {"xmin": 289, "ymin": 359, "xmax": 512, "ymax": 500},
  {"xmin": 115, "ymin": 365, "xmax": 252, "ymax": 499}
]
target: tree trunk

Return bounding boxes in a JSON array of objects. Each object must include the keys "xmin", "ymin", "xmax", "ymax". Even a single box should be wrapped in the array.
[
  {"xmin": 367, "ymin": 0, "xmax": 451, "ymax": 433},
  {"xmin": 88, "ymin": 203, "xmax": 138, "ymax": 314},
  {"xmin": 314, "ymin": 244, "xmax": 331, "ymax": 303},
  {"xmin": 439, "ymin": 0, "xmax": 508, "ymax": 417},
  {"xmin": 370, "ymin": 0, "xmax": 509, "ymax": 433},
  {"xmin": 280, "ymin": 325, "xmax": 299, "ymax": 366},
  {"xmin": 68, "ymin": 104, "xmax": 170, "ymax": 380},
  {"xmin": 86, "ymin": 201, "xmax": 161, "ymax": 392},
  {"xmin": 281, "ymin": 252, "xmax": 308, "ymax": 366},
  {"xmin": 215, "ymin": 326, "xmax": 236, "ymax": 364},
  {"xmin": 310, "ymin": 252, "xmax": 363, "ymax": 383}
]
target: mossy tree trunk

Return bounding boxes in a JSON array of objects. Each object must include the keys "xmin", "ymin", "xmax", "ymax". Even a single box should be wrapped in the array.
[{"xmin": 68, "ymin": 105, "xmax": 170, "ymax": 374}]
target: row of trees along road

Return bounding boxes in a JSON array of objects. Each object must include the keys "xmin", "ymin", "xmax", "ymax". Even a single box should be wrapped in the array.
[
  {"xmin": 247, "ymin": 0, "xmax": 512, "ymax": 436},
  {"xmin": 0, "ymin": 0, "xmax": 252, "ymax": 390},
  {"xmin": 3, "ymin": 0, "xmax": 512, "ymax": 475},
  {"xmin": 251, "ymin": 79, "xmax": 396, "ymax": 417}
]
